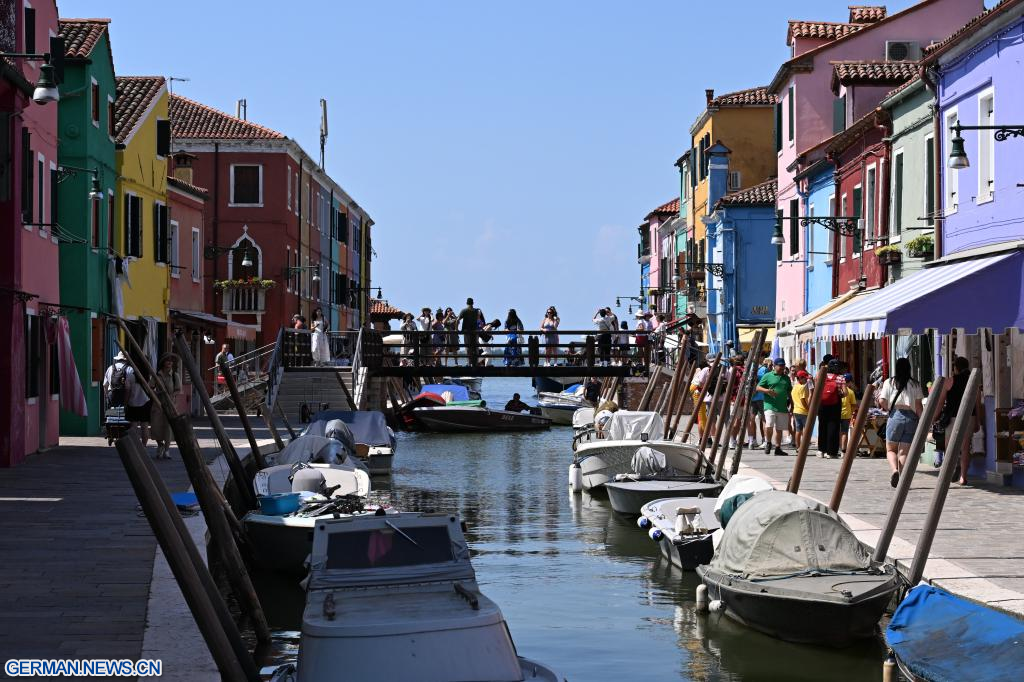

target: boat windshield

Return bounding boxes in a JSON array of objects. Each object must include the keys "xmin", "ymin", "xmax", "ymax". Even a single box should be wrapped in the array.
[{"xmin": 325, "ymin": 526, "xmax": 454, "ymax": 569}]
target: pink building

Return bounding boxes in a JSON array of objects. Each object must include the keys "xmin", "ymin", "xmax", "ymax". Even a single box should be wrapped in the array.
[
  {"xmin": 768, "ymin": 1, "xmax": 982, "ymax": 324},
  {"xmin": 644, "ymin": 198, "xmax": 680, "ymax": 316},
  {"xmin": 0, "ymin": 0, "xmax": 61, "ymax": 466}
]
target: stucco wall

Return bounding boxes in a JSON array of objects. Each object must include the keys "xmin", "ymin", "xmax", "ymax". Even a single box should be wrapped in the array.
[{"xmin": 886, "ymin": 82, "xmax": 934, "ymax": 278}]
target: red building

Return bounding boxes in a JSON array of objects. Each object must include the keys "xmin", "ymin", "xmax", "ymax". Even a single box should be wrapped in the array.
[
  {"xmin": 1, "ymin": 0, "xmax": 62, "ymax": 467},
  {"xmin": 169, "ymin": 96, "xmax": 371, "ymax": 352}
]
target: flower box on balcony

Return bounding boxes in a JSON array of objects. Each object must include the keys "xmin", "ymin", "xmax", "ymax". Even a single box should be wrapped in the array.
[
  {"xmin": 905, "ymin": 234, "xmax": 934, "ymax": 260},
  {"xmin": 876, "ymin": 246, "xmax": 902, "ymax": 266},
  {"xmin": 213, "ymin": 278, "xmax": 276, "ymax": 291}
]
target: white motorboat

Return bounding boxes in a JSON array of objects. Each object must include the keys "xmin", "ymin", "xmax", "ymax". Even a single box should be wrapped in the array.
[
  {"xmin": 414, "ymin": 405, "xmax": 551, "ymax": 432},
  {"xmin": 268, "ymin": 512, "xmax": 563, "ymax": 682},
  {"xmin": 571, "ymin": 412, "xmax": 701, "ymax": 491},
  {"xmin": 603, "ymin": 446, "xmax": 722, "ymax": 515},
  {"xmin": 303, "ymin": 410, "xmax": 397, "ymax": 475},
  {"xmin": 538, "ymin": 402, "xmax": 577, "ymax": 425}
]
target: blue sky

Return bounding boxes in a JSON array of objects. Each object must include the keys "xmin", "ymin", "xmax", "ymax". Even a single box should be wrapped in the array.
[{"xmin": 63, "ymin": 0, "xmax": 943, "ymax": 328}]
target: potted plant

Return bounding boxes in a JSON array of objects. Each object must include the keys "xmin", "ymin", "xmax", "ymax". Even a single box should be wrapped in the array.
[
  {"xmin": 876, "ymin": 244, "xmax": 902, "ymax": 266},
  {"xmin": 905, "ymin": 234, "xmax": 935, "ymax": 260},
  {"xmin": 213, "ymin": 277, "xmax": 277, "ymax": 291}
]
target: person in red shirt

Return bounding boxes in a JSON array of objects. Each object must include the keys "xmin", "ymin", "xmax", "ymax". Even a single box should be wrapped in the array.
[{"xmin": 817, "ymin": 359, "xmax": 848, "ymax": 459}]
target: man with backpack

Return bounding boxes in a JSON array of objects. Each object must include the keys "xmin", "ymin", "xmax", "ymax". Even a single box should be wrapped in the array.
[
  {"xmin": 816, "ymin": 359, "xmax": 847, "ymax": 459},
  {"xmin": 103, "ymin": 351, "xmax": 151, "ymax": 447}
]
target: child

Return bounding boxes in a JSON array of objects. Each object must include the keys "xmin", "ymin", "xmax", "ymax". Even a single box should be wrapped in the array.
[
  {"xmin": 840, "ymin": 372, "xmax": 857, "ymax": 454},
  {"xmin": 791, "ymin": 370, "xmax": 810, "ymax": 451}
]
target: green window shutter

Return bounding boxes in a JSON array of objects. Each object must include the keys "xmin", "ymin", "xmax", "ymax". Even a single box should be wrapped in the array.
[
  {"xmin": 787, "ymin": 86, "xmax": 795, "ymax": 142},
  {"xmin": 925, "ymin": 143, "xmax": 935, "ymax": 226},
  {"xmin": 894, "ymin": 155, "xmax": 904, "ymax": 236},
  {"xmin": 833, "ymin": 96, "xmax": 846, "ymax": 134},
  {"xmin": 852, "ymin": 186, "xmax": 863, "ymax": 254}
]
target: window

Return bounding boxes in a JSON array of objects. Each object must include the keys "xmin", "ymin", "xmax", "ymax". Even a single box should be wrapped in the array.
[
  {"xmin": 91, "ymin": 195, "xmax": 101, "ymax": 247},
  {"xmin": 169, "ymin": 220, "xmax": 180, "ymax": 276},
  {"xmin": 865, "ymin": 166, "xmax": 876, "ymax": 241},
  {"xmin": 287, "ymin": 168, "xmax": 292, "ymax": 210},
  {"xmin": 852, "ymin": 185, "xmax": 863, "ymax": 255},
  {"xmin": 230, "ymin": 165, "xmax": 262, "ymax": 205},
  {"xmin": 107, "ymin": 193, "xmax": 115, "ymax": 251},
  {"xmin": 839, "ymin": 194, "xmax": 847, "ymax": 259},
  {"xmin": 37, "ymin": 157, "xmax": 44, "ymax": 228},
  {"xmin": 833, "ymin": 95, "xmax": 847, "ymax": 134},
  {"xmin": 945, "ymin": 109, "xmax": 959, "ymax": 213},
  {"xmin": 21, "ymin": 129, "xmax": 32, "ymax": 223},
  {"xmin": 156, "ymin": 120, "xmax": 170, "ymax": 158},
  {"xmin": 789, "ymin": 198, "xmax": 799, "ymax": 257},
  {"xmin": 893, "ymin": 151, "xmax": 904, "ymax": 237},
  {"xmin": 826, "ymin": 195, "xmax": 835, "ymax": 263},
  {"xmin": 49, "ymin": 342, "xmax": 59, "ymax": 396},
  {"xmin": 107, "ymin": 97, "xmax": 115, "ymax": 138},
  {"xmin": 24, "ymin": 5, "xmax": 36, "ymax": 54},
  {"xmin": 25, "ymin": 314, "xmax": 39, "ymax": 399},
  {"xmin": 191, "ymin": 228, "xmax": 201, "ymax": 282},
  {"xmin": 924, "ymin": 135, "xmax": 935, "ymax": 226},
  {"xmin": 91, "ymin": 80, "xmax": 100, "ymax": 126},
  {"xmin": 774, "ymin": 101, "xmax": 783, "ymax": 152},
  {"xmin": 48, "ymin": 163, "xmax": 57, "ymax": 234},
  {"xmin": 294, "ymin": 172, "xmax": 300, "ymax": 215},
  {"xmin": 154, "ymin": 202, "xmax": 169, "ymax": 263},
  {"xmin": 124, "ymin": 194, "xmax": 142, "ymax": 258},
  {"xmin": 775, "ymin": 209, "xmax": 783, "ymax": 262},
  {"xmin": 787, "ymin": 86, "xmax": 795, "ymax": 142},
  {"xmin": 978, "ymin": 89, "xmax": 995, "ymax": 203}
]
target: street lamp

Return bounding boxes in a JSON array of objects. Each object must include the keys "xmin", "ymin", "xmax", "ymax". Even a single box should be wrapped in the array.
[
  {"xmin": 947, "ymin": 120, "xmax": 1024, "ymax": 169},
  {"xmin": 1, "ymin": 37, "xmax": 65, "ymax": 105},
  {"xmin": 771, "ymin": 212, "xmax": 860, "ymax": 246},
  {"xmin": 204, "ymin": 244, "xmax": 253, "ymax": 267},
  {"xmin": 283, "ymin": 265, "xmax": 320, "ymax": 283},
  {"xmin": 88, "ymin": 178, "xmax": 103, "ymax": 201}
]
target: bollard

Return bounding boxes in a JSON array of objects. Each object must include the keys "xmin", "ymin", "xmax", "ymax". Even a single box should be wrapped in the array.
[{"xmin": 695, "ymin": 584, "xmax": 709, "ymax": 613}]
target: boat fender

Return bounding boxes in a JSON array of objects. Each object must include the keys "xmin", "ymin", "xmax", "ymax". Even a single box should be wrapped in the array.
[
  {"xmin": 568, "ymin": 463, "xmax": 583, "ymax": 492},
  {"xmin": 708, "ymin": 599, "xmax": 725, "ymax": 612},
  {"xmin": 637, "ymin": 516, "xmax": 652, "ymax": 530},
  {"xmin": 648, "ymin": 527, "xmax": 663, "ymax": 542},
  {"xmin": 695, "ymin": 584, "xmax": 709, "ymax": 612},
  {"xmin": 882, "ymin": 651, "xmax": 897, "ymax": 682}
]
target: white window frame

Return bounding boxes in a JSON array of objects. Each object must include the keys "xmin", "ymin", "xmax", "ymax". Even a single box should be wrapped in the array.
[
  {"xmin": 891, "ymin": 148, "xmax": 904, "ymax": 242},
  {"xmin": 865, "ymin": 164, "xmax": 877, "ymax": 248},
  {"xmin": 923, "ymin": 134, "xmax": 935, "ymax": 227},
  {"xmin": 852, "ymin": 183, "xmax": 863, "ymax": 259},
  {"xmin": 228, "ymin": 164, "xmax": 263, "ymax": 207},
  {"xmin": 294, "ymin": 174, "xmax": 300, "ymax": 216},
  {"xmin": 191, "ymin": 227, "xmax": 201, "ymax": 283},
  {"xmin": 107, "ymin": 94, "xmax": 115, "ymax": 142},
  {"xmin": 826, "ymin": 194, "xmax": 835, "ymax": 263},
  {"xmin": 945, "ymin": 107, "xmax": 959, "ymax": 215},
  {"xmin": 287, "ymin": 168, "xmax": 292, "ymax": 210},
  {"xmin": 978, "ymin": 88, "xmax": 995, "ymax": 204},
  {"xmin": 90, "ymin": 77, "xmax": 100, "ymax": 127},
  {"xmin": 154, "ymin": 200, "xmax": 167, "ymax": 267},
  {"xmin": 169, "ymin": 219, "xmax": 180, "ymax": 278},
  {"xmin": 38, "ymin": 155, "xmax": 48, "ymax": 238},
  {"xmin": 839, "ymin": 193, "xmax": 847, "ymax": 261}
]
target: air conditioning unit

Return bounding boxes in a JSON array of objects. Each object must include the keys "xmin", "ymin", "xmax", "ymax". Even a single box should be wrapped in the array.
[
  {"xmin": 728, "ymin": 171, "xmax": 741, "ymax": 191},
  {"xmin": 885, "ymin": 41, "xmax": 921, "ymax": 61}
]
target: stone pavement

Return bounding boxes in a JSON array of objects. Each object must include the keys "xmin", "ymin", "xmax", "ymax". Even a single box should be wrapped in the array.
[
  {"xmin": 0, "ymin": 416, "xmax": 268, "ymax": 679},
  {"xmin": 716, "ymin": 438, "xmax": 1024, "ymax": 616}
]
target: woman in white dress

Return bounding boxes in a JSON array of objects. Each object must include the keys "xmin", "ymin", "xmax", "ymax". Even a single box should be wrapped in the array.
[{"xmin": 310, "ymin": 308, "xmax": 331, "ymax": 366}]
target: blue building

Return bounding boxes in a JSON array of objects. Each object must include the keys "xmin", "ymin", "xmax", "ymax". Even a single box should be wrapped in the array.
[{"xmin": 703, "ymin": 143, "xmax": 777, "ymax": 353}]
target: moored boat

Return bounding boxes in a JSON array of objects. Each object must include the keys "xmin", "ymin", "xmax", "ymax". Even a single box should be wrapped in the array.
[
  {"xmin": 603, "ymin": 446, "xmax": 721, "ymax": 514},
  {"xmin": 533, "ymin": 374, "xmax": 585, "ymax": 394},
  {"xmin": 305, "ymin": 410, "xmax": 397, "ymax": 475},
  {"xmin": 413, "ymin": 405, "xmax": 551, "ymax": 432},
  {"xmin": 697, "ymin": 490, "xmax": 899, "ymax": 646},
  {"xmin": 538, "ymin": 402, "xmax": 577, "ymax": 425},
  {"xmin": 267, "ymin": 512, "xmax": 562, "ymax": 681}
]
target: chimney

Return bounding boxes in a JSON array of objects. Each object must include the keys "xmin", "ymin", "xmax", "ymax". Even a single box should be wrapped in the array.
[
  {"xmin": 705, "ymin": 141, "xmax": 732, "ymax": 208},
  {"xmin": 705, "ymin": 89, "xmax": 715, "ymax": 106},
  {"xmin": 172, "ymin": 152, "xmax": 195, "ymax": 185},
  {"xmin": 235, "ymin": 98, "xmax": 247, "ymax": 120}
]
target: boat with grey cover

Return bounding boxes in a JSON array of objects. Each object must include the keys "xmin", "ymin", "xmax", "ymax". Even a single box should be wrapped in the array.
[{"xmin": 603, "ymin": 446, "xmax": 721, "ymax": 514}]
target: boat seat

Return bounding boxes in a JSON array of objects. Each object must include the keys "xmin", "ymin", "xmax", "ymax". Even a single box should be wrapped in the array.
[{"xmin": 292, "ymin": 467, "xmax": 330, "ymax": 495}]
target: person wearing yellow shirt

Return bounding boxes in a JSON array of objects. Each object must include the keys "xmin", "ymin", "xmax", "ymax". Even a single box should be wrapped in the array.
[
  {"xmin": 840, "ymin": 372, "xmax": 857, "ymax": 454},
  {"xmin": 791, "ymin": 370, "xmax": 810, "ymax": 451}
]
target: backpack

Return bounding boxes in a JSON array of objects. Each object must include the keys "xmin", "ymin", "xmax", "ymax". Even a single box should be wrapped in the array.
[
  {"xmin": 820, "ymin": 374, "xmax": 841, "ymax": 406},
  {"xmin": 107, "ymin": 362, "xmax": 129, "ymax": 407}
]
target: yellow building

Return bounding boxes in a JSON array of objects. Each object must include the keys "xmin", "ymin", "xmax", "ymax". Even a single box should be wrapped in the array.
[
  {"xmin": 688, "ymin": 86, "xmax": 777, "ymax": 242},
  {"xmin": 113, "ymin": 76, "xmax": 170, "ymax": 334}
]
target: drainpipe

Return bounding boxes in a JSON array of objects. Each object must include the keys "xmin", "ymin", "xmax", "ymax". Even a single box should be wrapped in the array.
[
  {"xmin": 920, "ymin": 65, "xmax": 942, "ymax": 260},
  {"xmin": 213, "ymin": 142, "xmax": 220, "ymax": 310},
  {"xmin": 874, "ymin": 110, "xmax": 893, "ymax": 283},
  {"xmin": 826, "ymin": 150, "xmax": 840, "ymax": 299}
]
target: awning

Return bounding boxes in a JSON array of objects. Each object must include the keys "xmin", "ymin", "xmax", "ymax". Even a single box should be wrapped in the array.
[
  {"xmin": 738, "ymin": 326, "xmax": 775, "ymax": 349},
  {"xmin": 777, "ymin": 289, "xmax": 860, "ymax": 345},
  {"xmin": 170, "ymin": 309, "xmax": 257, "ymax": 341},
  {"xmin": 815, "ymin": 252, "xmax": 1024, "ymax": 340}
]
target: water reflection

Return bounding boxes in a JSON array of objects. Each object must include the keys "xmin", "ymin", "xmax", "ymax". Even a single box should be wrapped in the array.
[{"xmin": 253, "ymin": 377, "xmax": 889, "ymax": 681}]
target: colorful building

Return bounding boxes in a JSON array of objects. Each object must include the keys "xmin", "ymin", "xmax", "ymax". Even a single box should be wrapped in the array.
[
  {"xmin": 769, "ymin": 1, "xmax": 982, "ymax": 325},
  {"xmin": 55, "ymin": 18, "xmax": 117, "ymax": 436},
  {"xmin": 1, "ymin": 0, "xmax": 62, "ymax": 466},
  {"xmin": 113, "ymin": 75, "xmax": 170, "ymax": 362},
  {"xmin": 643, "ymin": 198, "xmax": 680, "ymax": 316}
]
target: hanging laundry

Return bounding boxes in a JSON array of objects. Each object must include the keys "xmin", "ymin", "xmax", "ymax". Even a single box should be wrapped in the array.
[{"xmin": 56, "ymin": 317, "xmax": 88, "ymax": 417}]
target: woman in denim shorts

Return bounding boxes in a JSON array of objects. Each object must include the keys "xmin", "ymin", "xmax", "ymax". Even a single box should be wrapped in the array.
[{"xmin": 878, "ymin": 358, "xmax": 924, "ymax": 488}]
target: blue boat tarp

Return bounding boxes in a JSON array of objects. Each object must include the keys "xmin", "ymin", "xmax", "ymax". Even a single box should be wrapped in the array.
[
  {"xmin": 887, "ymin": 584, "xmax": 1024, "ymax": 682},
  {"xmin": 308, "ymin": 410, "xmax": 396, "ymax": 448},
  {"xmin": 422, "ymin": 384, "xmax": 470, "ymax": 402}
]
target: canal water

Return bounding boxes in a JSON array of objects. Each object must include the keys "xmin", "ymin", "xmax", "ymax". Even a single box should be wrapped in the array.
[{"xmin": 256, "ymin": 377, "xmax": 888, "ymax": 681}]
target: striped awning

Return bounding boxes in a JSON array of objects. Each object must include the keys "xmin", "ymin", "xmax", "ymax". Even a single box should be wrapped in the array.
[{"xmin": 815, "ymin": 252, "xmax": 1024, "ymax": 340}]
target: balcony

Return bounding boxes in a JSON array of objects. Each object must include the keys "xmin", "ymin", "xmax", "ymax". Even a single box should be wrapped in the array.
[{"xmin": 221, "ymin": 286, "xmax": 267, "ymax": 314}]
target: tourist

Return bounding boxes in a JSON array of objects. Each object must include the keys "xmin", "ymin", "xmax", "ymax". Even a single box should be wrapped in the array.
[
  {"xmin": 540, "ymin": 306, "xmax": 560, "ymax": 366},
  {"xmin": 103, "ymin": 351, "xmax": 149, "ymax": 446},
  {"xmin": 443, "ymin": 307, "xmax": 458, "ymax": 365},
  {"xmin": 311, "ymin": 308, "xmax": 331, "ymax": 366},
  {"xmin": 150, "ymin": 353, "xmax": 182, "ymax": 459},
  {"xmin": 634, "ymin": 314, "xmax": 649, "ymax": 366},
  {"xmin": 458, "ymin": 298, "xmax": 480, "ymax": 366},
  {"xmin": 691, "ymin": 353, "xmax": 720, "ymax": 435},
  {"xmin": 791, "ymin": 370, "xmax": 810, "ymax": 452},
  {"xmin": 214, "ymin": 343, "xmax": 234, "ymax": 394},
  {"xmin": 584, "ymin": 376, "xmax": 602, "ymax": 405},
  {"xmin": 399, "ymin": 313, "xmax": 417, "ymax": 366},
  {"xmin": 416, "ymin": 307, "xmax": 432, "ymax": 332},
  {"xmin": 480, "ymin": 318, "xmax": 501, "ymax": 366},
  {"xmin": 293, "ymin": 314, "xmax": 307, "ymax": 330},
  {"xmin": 877, "ymin": 357, "xmax": 924, "ymax": 487},
  {"xmin": 748, "ymin": 357, "xmax": 769, "ymax": 448},
  {"xmin": 616, "ymin": 320, "xmax": 630, "ymax": 366},
  {"xmin": 935, "ymin": 356, "xmax": 984, "ymax": 485},
  {"xmin": 593, "ymin": 308, "xmax": 614, "ymax": 366},
  {"xmin": 504, "ymin": 393, "xmax": 532, "ymax": 413},
  {"xmin": 840, "ymin": 372, "xmax": 857, "ymax": 453},
  {"xmin": 431, "ymin": 309, "xmax": 447, "ymax": 365},
  {"xmin": 817, "ymin": 359, "xmax": 848, "ymax": 460},
  {"xmin": 757, "ymin": 358, "xmax": 792, "ymax": 456}
]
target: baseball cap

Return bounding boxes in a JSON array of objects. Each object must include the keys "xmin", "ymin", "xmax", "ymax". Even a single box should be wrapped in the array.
[
  {"xmin": 773, "ymin": 357, "xmax": 786, "ymax": 366},
  {"xmin": 796, "ymin": 370, "xmax": 809, "ymax": 379}
]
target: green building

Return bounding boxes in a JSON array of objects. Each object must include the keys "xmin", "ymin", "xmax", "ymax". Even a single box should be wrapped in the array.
[{"xmin": 57, "ymin": 19, "xmax": 118, "ymax": 435}]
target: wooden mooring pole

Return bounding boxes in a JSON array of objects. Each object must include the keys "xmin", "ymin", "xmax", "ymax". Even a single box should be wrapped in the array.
[
  {"xmin": 667, "ymin": 360, "xmax": 698, "ymax": 440},
  {"xmin": 680, "ymin": 353, "xmax": 722, "ymax": 442},
  {"xmin": 829, "ymin": 384, "xmax": 875, "ymax": 512},
  {"xmin": 218, "ymin": 356, "xmax": 264, "ymax": 464},
  {"xmin": 713, "ymin": 329, "xmax": 766, "ymax": 479},
  {"xmin": 787, "ymin": 364, "xmax": 828, "ymax": 494}
]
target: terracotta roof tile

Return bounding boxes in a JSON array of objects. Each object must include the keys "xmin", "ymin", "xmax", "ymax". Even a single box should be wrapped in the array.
[
  {"xmin": 717, "ymin": 178, "xmax": 777, "ymax": 207},
  {"xmin": 788, "ymin": 20, "xmax": 863, "ymax": 42},
  {"xmin": 710, "ymin": 86, "xmax": 778, "ymax": 107},
  {"xmin": 831, "ymin": 60, "xmax": 918, "ymax": 92},
  {"xmin": 923, "ymin": 0, "xmax": 1022, "ymax": 60},
  {"xmin": 167, "ymin": 175, "xmax": 209, "ymax": 198},
  {"xmin": 646, "ymin": 197, "xmax": 680, "ymax": 219},
  {"xmin": 170, "ymin": 94, "xmax": 286, "ymax": 140},
  {"xmin": 881, "ymin": 75, "xmax": 924, "ymax": 102},
  {"xmin": 848, "ymin": 6, "xmax": 887, "ymax": 23},
  {"xmin": 370, "ymin": 300, "xmax": 405, "ymax": 318},
  {"xmin": 58, "ymin": 19, "xmax": 110, "ymax": 59},
  {"xmin": 114, "ymin": 76, "xmax": 165, "ymax": 145}
]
